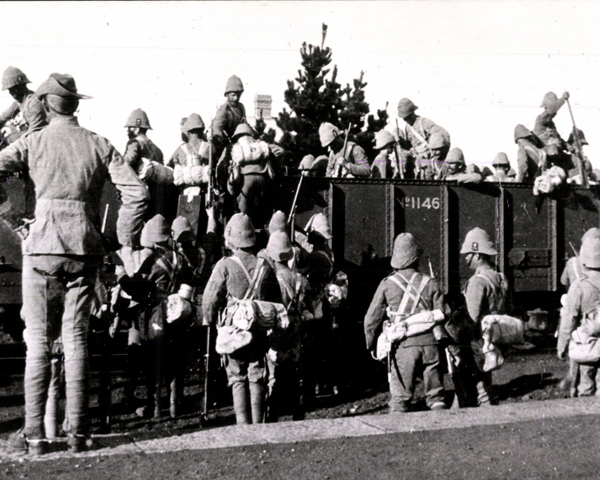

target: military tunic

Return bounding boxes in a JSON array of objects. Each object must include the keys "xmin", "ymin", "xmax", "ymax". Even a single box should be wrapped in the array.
[
  {"xmin": 558, "ymin": 271, "xmax": 600, "ymax": 395},
  {"xmin": 0, "ymin": 91, "xmax": 47, "ymax": 142},
  {"xmin": 325, "ymin": 141, "xmax": 370, "ymax": 178},
  {"xmin": 0, "ymin": 114, "xmax": 148, "ymax": 438},
  {"xmin": 461, "ymin": 265, "xmax": 509, "ymax": 406},
  {"xmin": 212, "ymin": 102, "xmax": 247, "ymax": 143},
  {"xmin": 124, "ymin": 133, "xmax": 171, "ymax": 221},
  {"xmin": 364, "ymin": 268, "xmax": 449, "ymax": 411}
]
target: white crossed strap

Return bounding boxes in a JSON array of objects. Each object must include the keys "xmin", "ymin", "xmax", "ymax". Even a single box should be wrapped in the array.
[{"xmin": 386, "ymin": 272, "xmax": 430, "ymax": 321}]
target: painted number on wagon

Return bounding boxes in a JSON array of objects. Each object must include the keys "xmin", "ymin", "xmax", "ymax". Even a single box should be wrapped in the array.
[{"xmin": 403, "ymin": 197, "xmax": 440, "ymax": 209}]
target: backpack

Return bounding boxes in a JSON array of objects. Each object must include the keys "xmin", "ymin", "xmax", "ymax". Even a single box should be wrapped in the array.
[{"xmin": 220, "ymin": 256, "xmax": 288, "ymax": 331}]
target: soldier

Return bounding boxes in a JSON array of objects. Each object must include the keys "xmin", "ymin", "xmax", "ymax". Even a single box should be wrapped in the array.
[
  {"xmin": 123, "ymin": 108, "xmax": 171, "ymax": 220},
  {"xmin": 202, "ymin": 213, "xmax": 282, "ymax": 424},
  {"xmin": 320, "ymin": 122, "xmax": 370, "ymax": 178},
  {"xmin": 458, "ymin": 227, "xmax": 510, "ymax": 406},
  {"xmin": 428, "ymin": 133, "xmax": 450, "ymax": 180},
  {"xmin": 534, "ymin": 91, "xmax": 569, "ymax": 154},
  {"xmin": 0, "ymin": 67, "xmax": 47, "ymax": 145},
  {"xmin": 441, "ymin": 148, "xmax": 483, "ymax": 183},
  {"xmin": 560, "ymin": 228, "xmax": 600, "ymax": 289},
  {"xmin": 117, "ymin": 215, "xmax": 196, "ymax": 419},
  {"xmin": 168, "ymin": 113, "xmax": 210, "ymax": 169},
  {"xmin": 566, "ymin": 128, "xmax": 593, "ymax": 184},
  {"xmin": 533, "ymin": 91, "xmax": 574, "ymax": 173},
  {"xmin": 212, "ymin": 75, "xmax": 247, "ymax": 155},
  {"xmin": 557, "ymin": 236, "xmax": 600, "ymax": 396},
  {"xmin": 1, "ymin": 73, "xmax": 148, "ymax": 454},
  {"xmin": 397, "ymin": 98, "xmax": 450, "ymax": 179},
  {"xmin": 260, "ymin": 231, "xmax": 306, "ymax": 421},
  {"xmin": 221, "ymin": 123, "xmax": 274, "ymax": 231},
  {"xmin": 371, "ymin": 130, "xmax": 396, "ymax": 179},
  {"xmin": 514, "ymin": 124, "xmax": 546, "ymax": 183},
  {"xmin": 364, "ymin": 233, "xmax": 448, "ymax": 412},
  {"xmin": 485, "ymin": 153, "xmax": 516, "ymax": 183}
]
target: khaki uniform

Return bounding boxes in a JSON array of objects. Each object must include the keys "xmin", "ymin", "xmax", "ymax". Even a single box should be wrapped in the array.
[
  {"xmin": 461, "ymin": 266, "xmax": 509, "ymax": 406},
  {"xmin": 558, "ymin": 272, "xmax": 600, "ymax": 396},
  {"xmin": 212, "ymin": 102, "xmax": 246, "ymax": 150},
  {"xmin": 364, "ymin": 268, "xmax": 448, "ymax": 411},
  {"xmin": 0, "ymin": 91, "xmax": 47, "ymax": 143},
  {"xmin": 0, "ymin": 115, "xmax": 148, "ymax": 438},
  {"xmin": 404, "ymin": 116, "xmax": 450, "ymax": 176},
  {"xmin": 325, "ymin": 141, "xmax": 370, "ymax": 178},
  {"xmin": 124, "ymin": 133, "xmax": 170, "ymax": 221},
  {"xmin": 203, "ymin": 251, "xmax": 282, "ymax": 424}
]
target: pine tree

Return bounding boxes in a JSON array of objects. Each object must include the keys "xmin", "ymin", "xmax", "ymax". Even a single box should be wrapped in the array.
[{"xmin": 277, "ymin": 40, "xmax": 388, "ymax": 168}]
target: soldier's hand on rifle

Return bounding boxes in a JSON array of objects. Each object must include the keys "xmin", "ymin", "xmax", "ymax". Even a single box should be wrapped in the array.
[{"xmin": 562, "ymin": 91, "xmax": 570, "ymax": 101}]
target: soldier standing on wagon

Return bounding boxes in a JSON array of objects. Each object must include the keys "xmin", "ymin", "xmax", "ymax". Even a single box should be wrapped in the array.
[
  {"xmin": 123, "ymin": 109, "xmax": 172, "ymax": 220},
  {"xmin": 0, "ymin": 67, "xmax": 47, "ymax": 144},
  {"xmin": 364, "ymin": 233, "xmax": 449, "ymax": 413},
  {"xmin": 1, "ymin": 73, "xmax": 148, "ymax": 454},
  {"xmin": 212, "ymin": 75, "xmax": 247, "ymax": 156},
  {"xmin": 397, "ymin": 98, "xmax": 450, "ymax": 179}
]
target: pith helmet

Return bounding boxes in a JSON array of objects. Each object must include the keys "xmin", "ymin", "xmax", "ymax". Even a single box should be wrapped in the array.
[
  {"xmin": 582, "ymin": 228, "xmax": 600, "ymax": 243},
  {"xmin": 374, "ymin": 130, "xmax": 395, "ymax": 150},
  {"xmin": 224, "ymin": 75, "xmax": 244, "ymax": 95},
  {"xmin": 568, "ymin": 128, "xmax": 589, "ymax": 146},
  {"xmin": 141, "ymin": 214, "xmax": 170, "ymax": 248},
  {"xmin": 266, "ymin": 231, "xmax": 294, "ymax": 262},
  {"xmin": 492, "ymin": 152, "xmax": 510, "ymax": 167},
  {"xmin": 225, "ymin": 213, "xmax": 256, "ymax": 248},
  {"xmin": 183, "ymin": 113, "xmax": 205, "ymax": 133},
  {"xmin": 580, "ymin": 237, "xmax": 600, "ymax": 269},
  {"xmin": 460, "ymin": 227, "xmax": 498, "ymax": 256},
  {"xmin": 232, "ymin": 123, "xmax": 254, "ymax": 140},
  {"xmin": 35, "ymin": 73, "xmax": 92, "ymax": 100},
  {"xmin": 171, "ymin": 216, "xmax": 194, "ymax": 242},
  {"xmin": 397, "ymin": 98, "xmax": 418, "ymax": 119},
  {"xmin": 429, "ymin": 132, "xmax": 449, "ymax": 150},
  {"xmin": 513, "ymin": 124, "xmax": 533, "ymax": 143},
  {"xmin": 541, "ymin": 91, "xmax": 559, "ymax": 108},
  {"xmin": 311, "ymin": 155, "xmax": 329, "ymax": 174},
  {"xmin": 446, "ymin": 148, "xmax": 465, "ymax": 164},
  {"xmin": 2, "ymin": 67, "xmax": 30, "ymax": 91},
  {"xmin": 391, "ymin": 233, "xmax": 422, "ymax": 269},
  {"xmin": 299, "ymin": 155, "xmax": 315, "ymax": 170},
  {"xmin": 125, "ymin": 109, "xmax": 152, "ymax": 129},
  {"xmin": 319, "ymin": 122, "xmax": 340, "ymax": 148},
  {"xmin": 305, "ymin": 213, "xmax": 332, "ymax": 240},
  {"xmin": 268, "ymin": 210, "xmax": 287, "ymax": 234}
]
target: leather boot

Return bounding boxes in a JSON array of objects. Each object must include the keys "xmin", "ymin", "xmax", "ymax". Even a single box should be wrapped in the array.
[
  {"xmin": 231, "ymin": 382, "xmax": 251, "ymax": 424},
  {"xmin": 250, "ymin": 382, "xmax": 266, "ymax": 424}
]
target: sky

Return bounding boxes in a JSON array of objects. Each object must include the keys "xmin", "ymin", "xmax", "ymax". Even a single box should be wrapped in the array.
[{"xmin": 0, "ymin": 1, "xmax": 598, "ymax": 168}]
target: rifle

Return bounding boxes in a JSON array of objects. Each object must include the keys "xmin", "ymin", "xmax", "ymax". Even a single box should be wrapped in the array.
[
  {"xmin": 288, "ymin": 173, "xmax": 305, "ymax": 240},
  {"xmin": 200, "ymin": 323, "xmax": 212, "ymax": 428},
  {"xmin": 394, "ymin": 118, "xmax": 405, "ymax": 179},
  {"xmin": 334, "ymin": 123, "xmax": 353, "ymax": 178},
  {"xmin": 207, "ymin": 115, "xmax": 216, "ymax": 206},
  {"xmin": 565, "ymin": 98, "xmax": 589, "ymax": 188}
]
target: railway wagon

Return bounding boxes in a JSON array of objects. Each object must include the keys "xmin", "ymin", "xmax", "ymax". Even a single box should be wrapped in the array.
[
  {"xmin": 1, "ymin": 174, "xmax": 599, "ymax": 334},
  {"xmin": 274, "ymin": 176, "xmax": 600, "ymax": 331}
]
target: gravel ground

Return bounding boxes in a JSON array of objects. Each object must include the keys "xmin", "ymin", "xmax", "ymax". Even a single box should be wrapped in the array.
[{"xmin": 0, "ymin": 334, "xmax": 569, "ymax": 445}]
